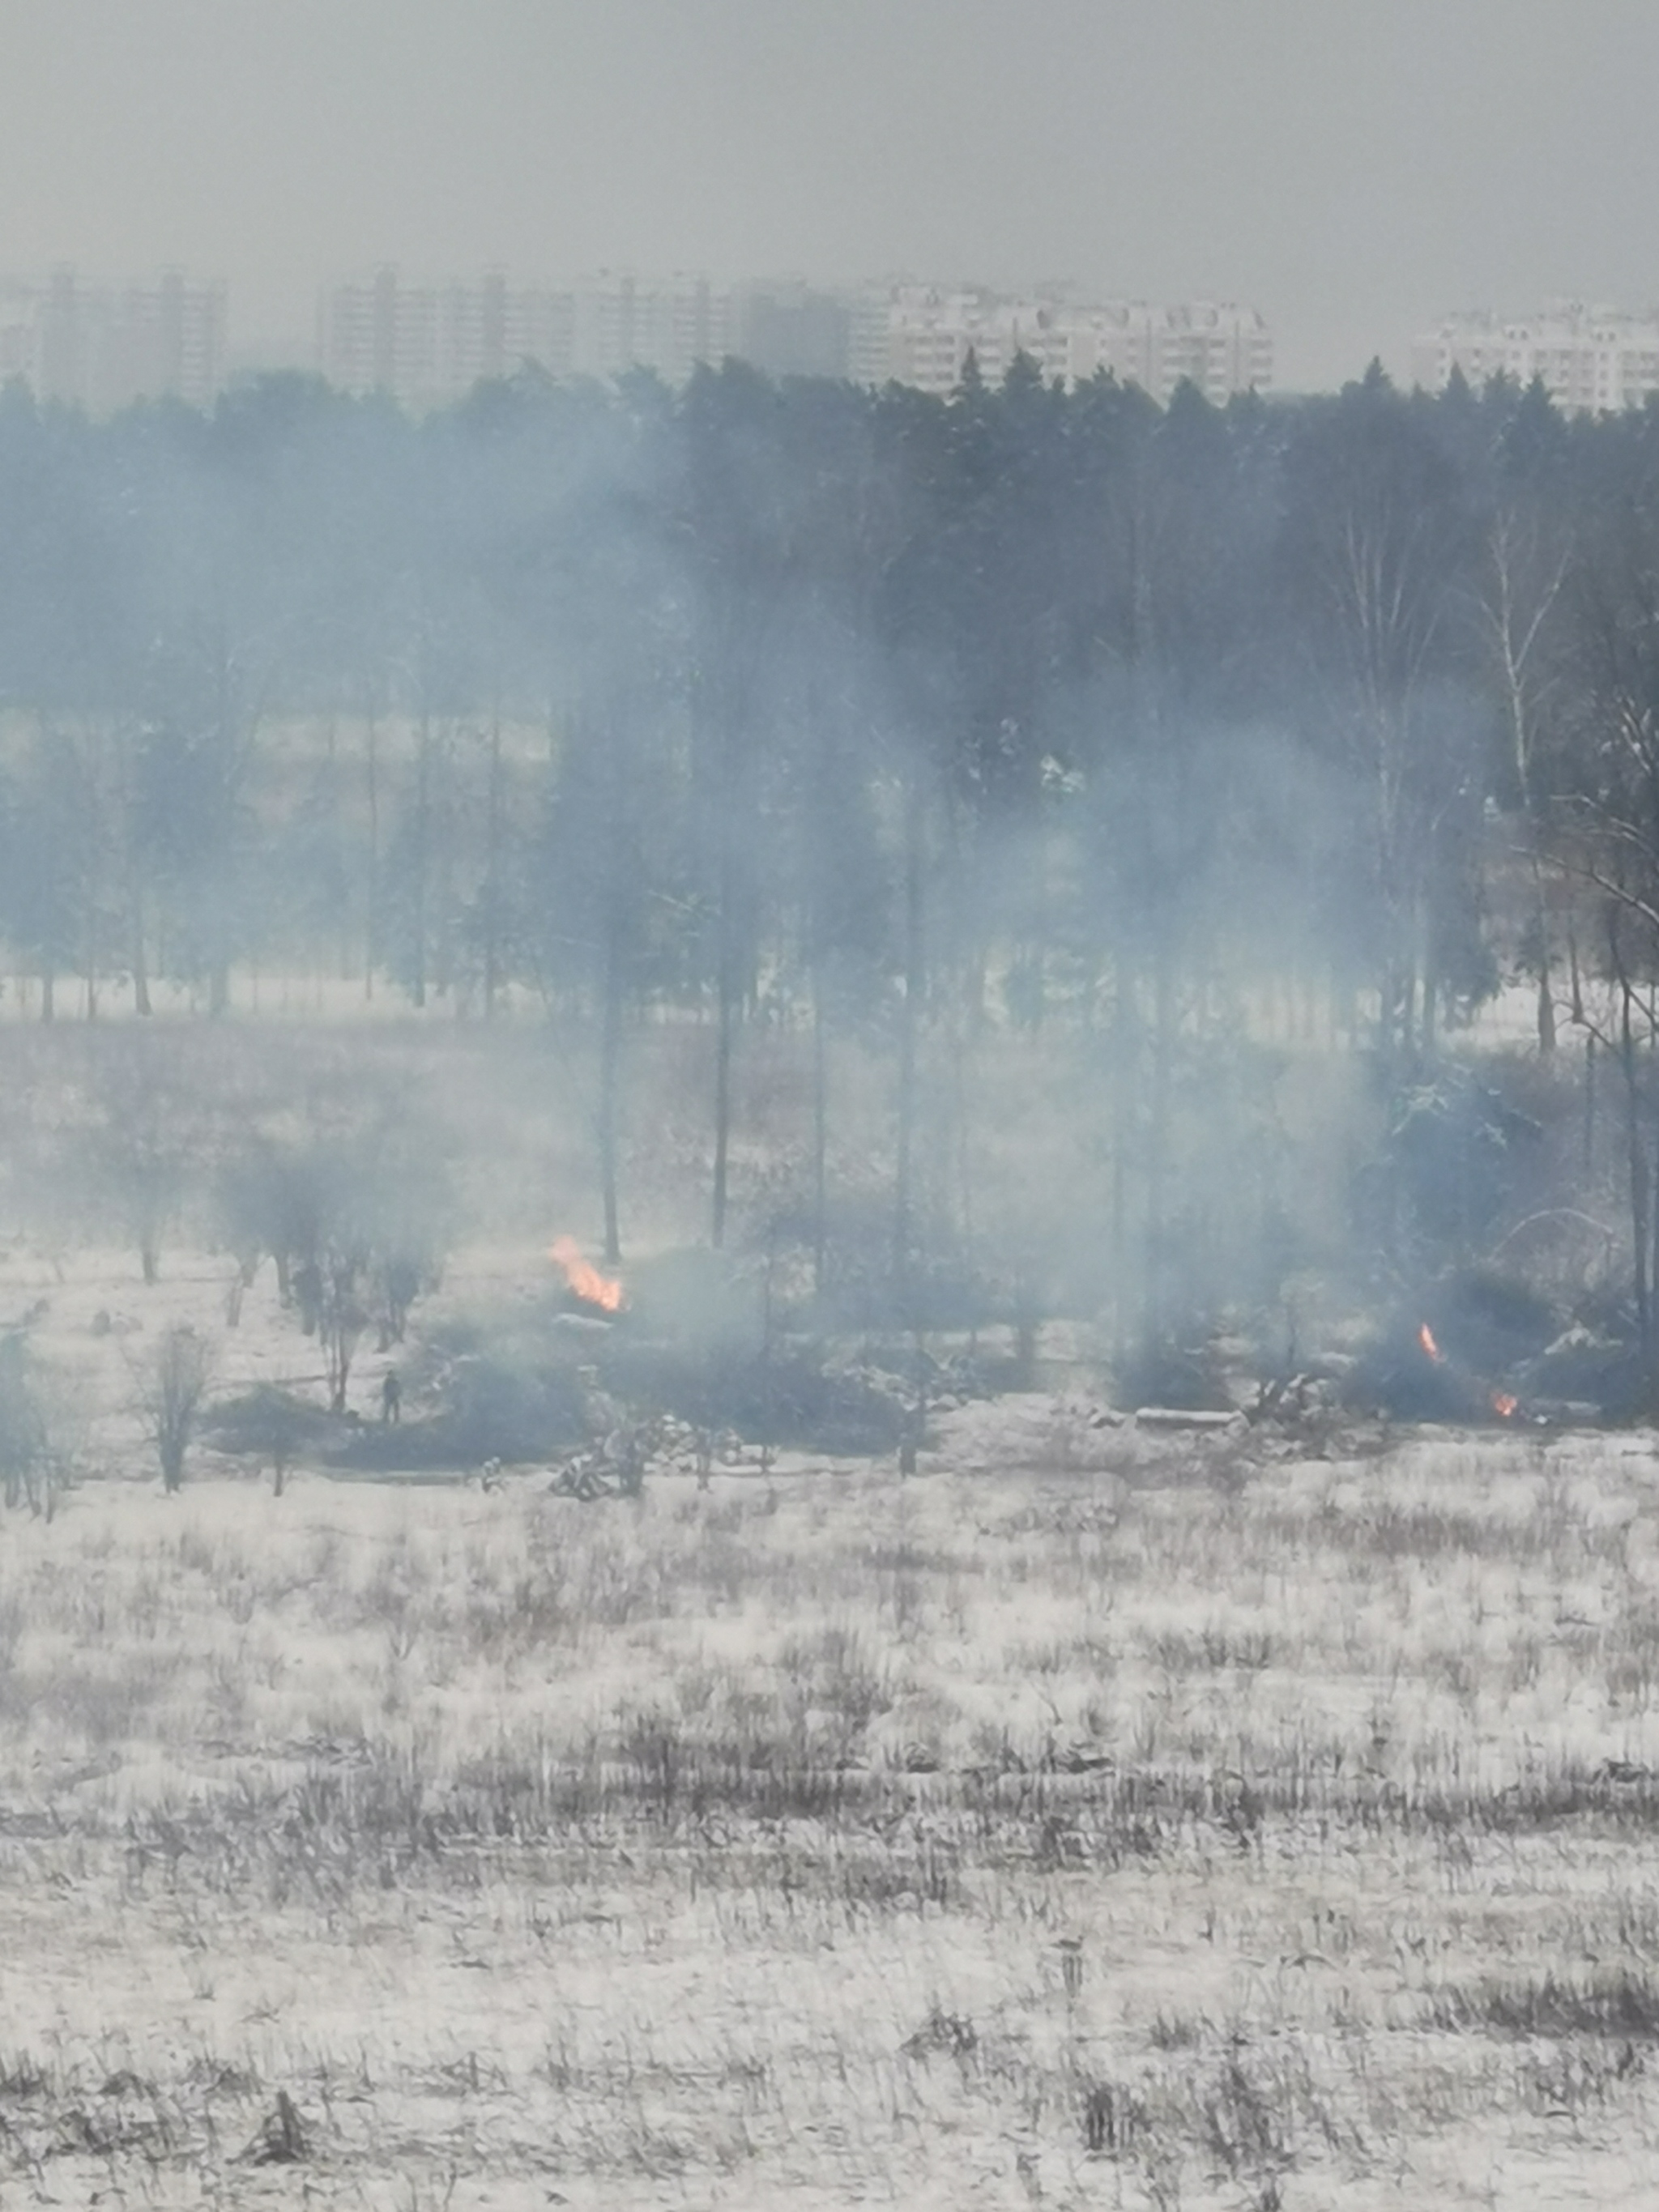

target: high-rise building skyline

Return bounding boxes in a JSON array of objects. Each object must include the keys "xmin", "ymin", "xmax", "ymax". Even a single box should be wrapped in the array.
[
  {"xmin": 873, "ymin": 286, "xmax": 1272, "ymax": 405},
  {"xmin": 0, "ymin": 262, "xmax": 1274, "ymax": 415},
  {"xmin": 318, "ymin": 268, "xmax": 762, "ymax": 402},
  {"xmin": 317, "ymin": 266, "xmax": 1274, "ymax": 411},
  {"xmin": 0, "ymin": 267, "xmax": 226, "ymax": 412},
  {"xmin": 1412, "ymin": 305, "xmax": 1659, "ymax": 414}
]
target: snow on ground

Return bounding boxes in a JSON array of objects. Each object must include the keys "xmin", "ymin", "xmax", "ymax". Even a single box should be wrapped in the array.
[{"xmin": 0, "ymin": 1244, "xmax": 1658, "ymax": 2202}]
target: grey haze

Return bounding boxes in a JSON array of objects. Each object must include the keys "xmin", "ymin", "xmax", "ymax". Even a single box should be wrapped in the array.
[{"xmin": 1, "ymin": 0, "xmax": 1655, "ymax": 389}]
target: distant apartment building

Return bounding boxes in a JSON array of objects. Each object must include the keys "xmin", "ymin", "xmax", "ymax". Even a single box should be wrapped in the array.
[
  {"xmin": 318, "ymin": 268, "xmax": 574, "ymax": 408},
  {"xmin": 1413, "ymin": 305, "xmax": 1659, "ymax": 413},
  {"xmin": 0, "ymin": 269, "xmax": 226, "ymax": 412},
  {"xmin": 869, "ymin": 287, "xmax": 1273, "ymax": 404},
  {"xmin": 317, "ymin": 267, "xmax": 1272, "ymax": 409},
  {"xmin": 733, "ymin": 279, "xmax": 851, "ymax": 381},
  {"xmin": 320, "ymin": 267, "xmax": 744, "ymax": 406},
  {"xmin": 574, "ymin": 272, "xmax": 736, "ymax": 386}
]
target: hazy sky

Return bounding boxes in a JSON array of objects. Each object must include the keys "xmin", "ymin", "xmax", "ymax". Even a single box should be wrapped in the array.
[{"xmin": 2, "ymin": 0, "xmax": 1656, "ymax": 389}]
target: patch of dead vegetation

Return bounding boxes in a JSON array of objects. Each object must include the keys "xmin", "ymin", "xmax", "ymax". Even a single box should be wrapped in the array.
[{"xmin": 0, "ymin": 1431, "xmax": 1653, "ymax": 2204}]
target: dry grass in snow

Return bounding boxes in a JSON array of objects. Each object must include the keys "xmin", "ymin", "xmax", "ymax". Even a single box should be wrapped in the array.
[{"xmin": 1, "ymin": 1412, "xmax": 1659, "ymax": 2204}]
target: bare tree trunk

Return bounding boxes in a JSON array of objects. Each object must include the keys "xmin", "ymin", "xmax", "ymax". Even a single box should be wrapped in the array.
[
  {"xmin": 1143, "ymin": 944, "xmax": 1175, "ymax": 1353},
  {"xmin": 711, "ymin": 857, "xmax": 736, "ymax": 1250},
  {"xmin": 365, "ymin": 712, "xmax": 379, "ymax": 1001},
  {"xmin": 131, "ymin": 885, "xmax": 151, "ymax": 1016},
  {"xmin": 1584, "ymin": 1031, "xmax": 1597, "ymax": 1177},
  {"xmin": 1393, "ymin": 875, "xmax": 1416, "ymax": 1072},
  {"xmin": 893, "ymin": 777, "xmax": 924, "ymax": 1290},
  {"xmin": 599, "ymin": 904, "xmax": 623, "ymax": 1267},
  {"xmin": 1532, "ymin": 855, "xmax": 1557, "ymax": 1054},
  {"xmin": 759, "ymin": 1218, "xmax": 778, "ymax": 1472},
  {"xmin": 1110, "ymin": 954, "xmax": 1133, "ymax": 1366},
  {"xmin": 83, "ymin": 897, "xmax": 98, "ymax": 1021},
  {"xmin": 1484, "ymin": 513, "xmax": 1568, "ymax": 1054},
  {"xmin": 949, "ymin": 1010, "xmax": 975, "ymax": 1289},
  {"xmin": 432, "ymin": 720, "xmax": 455, "ymax": 1003},
  {"xmin": 1616, "ymin": 955, "xmax": 1650, "ymax": 1357},
  {"xmin": 812, "ymin": 972, "xmax": 828, "ymax": 1299},
  {"xmin": 484, "ymin": 710, "xmax": 502, "ymax": 1019},
  {"xmin": 412, "ymin": 706, "xmax": 430, "ymax": 1009}
]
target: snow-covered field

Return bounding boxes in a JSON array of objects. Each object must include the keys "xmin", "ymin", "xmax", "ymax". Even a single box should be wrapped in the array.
[{"xmin": 1, "ymin": 1241, "xmax": 1658, "ymax": 2205}]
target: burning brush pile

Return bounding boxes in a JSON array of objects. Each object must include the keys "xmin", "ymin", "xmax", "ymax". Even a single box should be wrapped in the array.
[
  {"xmin": 1343, "ymin": 1268, "xmax": 1619, "ymax": 1426},
  {"xmin": 545, "ymin": 1236, "xmax": 908, "ymax": 1459},
  {"xmin": 1397, "ymin": 1319, "xmax": 1520, "ymax": 1425},
  {"xmin": 356, "ymin": 1234, "xmax": 909, "ymax": 1486},
  {"xmin": 548, "ymin": 1236, "xmax": 626, "ymax": 1317}
]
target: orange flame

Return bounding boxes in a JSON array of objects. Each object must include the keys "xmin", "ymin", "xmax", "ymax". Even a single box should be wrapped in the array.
[
  {"xmin": 1491, "ymin": 1392, "xmax": 1518, "ymax": 1419},
  {"xmin": 550, "ymin": 1236, "xmax": 625, "ymax": 1313},
  {"xmin": 1418, "ymin": 1323, "xmax": 1443, "ymax": 1363}
]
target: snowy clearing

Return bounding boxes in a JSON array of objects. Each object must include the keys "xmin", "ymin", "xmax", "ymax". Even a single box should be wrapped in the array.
[{"xmin": 0, "ymin": 1261, "xmax": 1657, "ymax": 2207}]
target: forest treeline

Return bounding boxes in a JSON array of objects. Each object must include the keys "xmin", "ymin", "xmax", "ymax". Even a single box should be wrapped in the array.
[{"xmin": 2, "ymin": 352, "xmax": 1658, "ymax": 1370}]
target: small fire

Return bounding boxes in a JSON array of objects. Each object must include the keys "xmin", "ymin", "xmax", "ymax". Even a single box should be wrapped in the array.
[
  {"xmin": 549, "ymin": 1236, "xmax": 625, "ymax": 1314},
  {"xmin": 1491, "ymin": 1392, "xmax": 1519, "ymax": 1419},
  {"xmin": 1418, "ymin": 1323, "xmax": 1443, "ymax": 1363}
]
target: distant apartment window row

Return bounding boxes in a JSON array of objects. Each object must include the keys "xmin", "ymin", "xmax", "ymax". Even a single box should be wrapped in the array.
[{"xmin": 1414, "ymin": 305, "xmax": 1659, "ymax": 412}]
